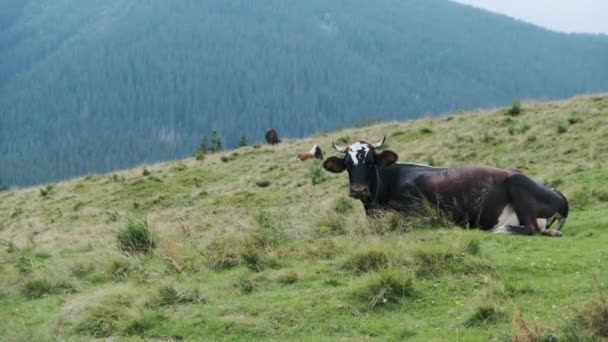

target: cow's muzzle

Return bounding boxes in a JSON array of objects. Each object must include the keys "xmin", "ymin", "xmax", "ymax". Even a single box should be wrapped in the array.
[{"xmin": 350, "ymin": 184, "xmax": 371, "ymax": 200}]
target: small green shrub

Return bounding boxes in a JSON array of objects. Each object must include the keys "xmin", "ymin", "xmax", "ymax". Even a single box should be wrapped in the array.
[
  {"xmin": 571, "ymin": 188, "xmax": 594, "ymax": 210},
  {"xmin": 592, "ymin": 189, "xmax": 608, "ymax": 202},
  {"xmin": 142, "ymin": 168, "xmax": 151, "ymax": 176},
  {"xmin": 308, "ymin": 162, "xmax": 327, "ymax": 186},
  {"xmin": 557, "ymin": 124, "xmax": 568, "ymax": 134},
  {"xmin": 547, "ymin": 178, "xmax": 564, "ymax": 188},
  {"xmin": 367, "ymin": 211, "xmax": 414, "ymax": 234},
  {"xmin": 109, "ymin": 174, "xmax": 125, "ymax": 182},
  {"xmin": 70, "ymin": 260, "xmax": 97, "ymax": 279},
  {"xmin": 236, "ymin": 276, "xmax": 255, "ymax": 294},
  {"xmin": 116, "ymin": 218, "xmax": 155, "ymax": 254},
  {"xmin": 106, "ymin": 256, "xmax": 142, "ymax": 281},
  {"xmin": 464, "ymin": 305, "xmax": 504, "ymax": 327},
  {"xmin": 255, "ymin": 180, "xmax": 271, "ymax": 188},
  {"xmin": 318, "ymin": 215, "xmax": 346, "ymax": 235},
  {"xmin": 39, "ymin": 185, "xmax": 54, "ymax": 197},
  {"xmin": 194, "ymin": 151, "xmax": 206, "ymax": 161},
  {"xmin": 205, "ymin": 235, "xmax": 243, "ymax": 270},
  {"xmin": 345, "ymin": 250, "xmax": 390, "ymax": 275},
  {"xmin": 337, "ymin": 136, "xmax": 351, "ymax": 144},
  {"xmin": 241, "ymin": 246, "xmax": 269, "ymax": 272},
  {"xmin": 574, "ymin": 293, "xmax": 608, "ymax": 338},
  {"xmin": 123, "ymin": 312, "xmax": 160, "ymax": 336},
  {"xmin": 106, "ymin": 210, "xmax": 120, "ymax": 223},
  {"xmin": 506, "ymin": 101, "xmax": 522, "ymax": 116},
  {"xmin": 480, "ymin": 132, "xmax": 499, "ymax": 144},
  {"xmin": 305, "ymin": 238, "xmax": 339, "ymax": 260},
  {"xmin": 509, "ymin": 122, "xmax": 530, "ymax": 135},
  {"xmin": 465, "ymin": 239, "xmax": 481, "ymax": 256},
  {"xmin": 356, "ymin": 271, "xmax": 415, "ymax": 309},
  {"xmin": 147, "ymin": 175, "xmax": 163, "ymax": 183},
  {"xmin": 22, "ymin": 276, "xmax": 74, "ymax": 299},
  {"xmin": 150, "ymin": 284, "xmax": 204, "ymax": 307},
  {"xmin": 173, "ymin": 162, "xmax": 187, "ymax": 171},
  {"xmin": 252, "ymin": 211, "xmax": 286, "ymax": 249},
  {"xmin": 277, "ymin": 270, "xmax": 298, "ymax": 285},
  {"xmin": 15, "ymin": 254, "xmax": 34, "ymax": 274},
  {"xmin": 72, "ymin": 305, "xmax": 121, "ymax": 338},
  {"xmin": 334, "ymin": 196, "xmax": 354, "ymax": 214},
  {"xmin": 420, "ymin": 127, "xmax": 433, "ymax": 134},
  {"xmin": 568, "ymin": 116, "xmax": 581, "ymax": 125},
  {"xmin": 413, "ymin": 240, "xmax": 488, "ymax": 277}
]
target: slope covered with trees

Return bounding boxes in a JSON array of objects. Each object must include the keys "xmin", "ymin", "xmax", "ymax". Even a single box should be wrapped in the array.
[{"xmin": 1, "ymin": 0, "xmax": 608, "ymax": 186}]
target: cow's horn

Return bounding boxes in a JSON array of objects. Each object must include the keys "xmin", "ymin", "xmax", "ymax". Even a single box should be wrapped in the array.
[
  {"xmin": 332, "ymin": 141, "xmax": 347, "ymax": 153},
  {"xmin": 372, "ymin": 134, "xmax": 387, "ymax": 149}
]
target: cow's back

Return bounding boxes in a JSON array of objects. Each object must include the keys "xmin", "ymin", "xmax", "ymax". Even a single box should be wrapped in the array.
[{"xmin": 414, "ymin": 166, "xmax": 512, "ymax": 228}]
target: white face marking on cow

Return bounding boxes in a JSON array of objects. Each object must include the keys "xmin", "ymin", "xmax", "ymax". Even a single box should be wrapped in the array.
[
  {"xmin": 309, "ymin": 144, "xmax": 319, "ymax": 154},
  {"xmin": 348, "ymin": 142, "xmax": 371, "ymax": 166}
]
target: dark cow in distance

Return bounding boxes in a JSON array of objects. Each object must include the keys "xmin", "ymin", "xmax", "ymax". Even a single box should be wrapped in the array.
[
  {"xmin": 323, "ymin": 136, "xmax": 569, "ymax": 236},
  {"xmin": 265, "ymin": 128, "xmax": 281, "ymax": 145}
]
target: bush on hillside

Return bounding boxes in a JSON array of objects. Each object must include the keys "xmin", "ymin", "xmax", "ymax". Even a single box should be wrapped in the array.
[
  {"xmin": 205, "ymin": 234, "xmax": 243, "ymax": 270},
  {"xmin": 116, "ymin": 218, "xmax": 155, "ymax": 254},
  {"xmin": 334, "ymin": 196, "xmax": 354, "ymax": 214},
  {"xmin": 308, "ymin": 162, "xmax": 326, "ymax": 186},
  {"xmin": 150, "ymin": 284, "xmax": 205, "ymax": 307},
  {"xmin": 464, "ymin": 305, "xmax": 504, "ymax": 327},
  {"xmin": 355, "ymin": 270, "xmax": 415, "ymax": 309},
  {"xmin": 506, "ymin": 101, "xmax": 522, "ymax": 116},
  {"xmin": 22, "ymin": 276, "xmax": 75, "ymax": 299},
  {"xmin": 344, "ymin": 250, "xmax": 390, "ymax": 275}
]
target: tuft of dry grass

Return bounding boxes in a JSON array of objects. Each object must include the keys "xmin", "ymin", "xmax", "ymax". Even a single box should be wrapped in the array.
[
  {"xmin": 355, "ymin": 270, "xmax": 415, "ymax": 310},
  {"xmin": 344, "ymin": 249, "xmax": 390, "ymax": 275}
]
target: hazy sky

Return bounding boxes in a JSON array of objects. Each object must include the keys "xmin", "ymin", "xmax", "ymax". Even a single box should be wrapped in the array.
[{"xmin": 452, "ymin": 0, "xmax": 608, "ymax": 34}]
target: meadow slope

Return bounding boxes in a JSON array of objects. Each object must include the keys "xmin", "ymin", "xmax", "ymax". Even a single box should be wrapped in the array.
[{"xmin": 1, "ymin": 95, "xmax": 608, "ymax": 341}]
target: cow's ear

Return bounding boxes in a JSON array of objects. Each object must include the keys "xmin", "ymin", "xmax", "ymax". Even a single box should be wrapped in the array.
[
  {"xmin": 323, "ymin": 156, "xmax": 346, "ymax": 173},
  {"xmin": 375, "ymin": 150, "xmax": 398, "ymax": 168}
]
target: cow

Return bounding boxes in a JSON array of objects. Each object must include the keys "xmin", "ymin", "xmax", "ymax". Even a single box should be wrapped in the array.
[
  {"xmin": 322, "ymin": 135, "xmax": 569, "ymax": 237},
  {"xmin": 265, "ymin": 128, "xmax": 281, "ymax": 145},
  {"xmin": 298, "ymin": 145, "xmax": 324, "ymax": 161}
]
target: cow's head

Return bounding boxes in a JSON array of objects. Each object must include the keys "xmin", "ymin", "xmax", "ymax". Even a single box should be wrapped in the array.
[{"xmin": 323, "ymin": 135, "xmax": 398, "ymax": 201}]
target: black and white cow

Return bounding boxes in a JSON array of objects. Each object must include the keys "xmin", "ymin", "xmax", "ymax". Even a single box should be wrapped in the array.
[
  {"xmin": 322, "ymin": 136, "xmax": 569, "ymax": 236},
  {"xmin": 298, "ymin": 145, "xmax": 324, "ymax": 161}
]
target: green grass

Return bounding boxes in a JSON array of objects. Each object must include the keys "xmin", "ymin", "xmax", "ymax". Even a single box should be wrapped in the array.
[{"xmin": 1, "ymin": 94, "xmax": 608, "ymax": 340}]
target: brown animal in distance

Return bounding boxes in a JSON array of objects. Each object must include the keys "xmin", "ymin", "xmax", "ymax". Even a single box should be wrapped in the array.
[
  {"xmin": 265, "ymin": 128, "xmax": 281, "ymax": 145},
  {"xmin": 298, "ymin": 145, "xmax": 324, "ymax": 161}
]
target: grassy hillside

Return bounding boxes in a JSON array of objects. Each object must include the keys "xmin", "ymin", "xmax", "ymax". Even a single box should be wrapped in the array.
[
  {"xmin": 1, "ymin": 95, "xmax": 608, "ymax": 340},
  {"xmin": 3, "ymin": 0, "xmax": 608, "ymax": 186}
]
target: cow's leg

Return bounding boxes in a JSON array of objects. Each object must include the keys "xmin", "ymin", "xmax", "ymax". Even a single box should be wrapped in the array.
[
  {"xmin": 506, "ymin": 224, "xmax": 535, "ymax": 235},
  {"xmin": 505, "ymin": 174, "xmax": 546, "ymax": 236},
  {"xmin": 546, "ymin": 214, "xmax": 558, "ymax": 229},
  {"xmin": 542, "ymin": 229, "xmax": 563, "ymax": 237},
  {"xmin": 537, "ymin": 218, "xmax": 562, "ymax": 237}
]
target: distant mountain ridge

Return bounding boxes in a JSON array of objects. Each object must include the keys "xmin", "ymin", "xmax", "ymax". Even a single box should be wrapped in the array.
[{"xmin": 1, "ymin": 0, "xmax": 608, "ymax": 186}]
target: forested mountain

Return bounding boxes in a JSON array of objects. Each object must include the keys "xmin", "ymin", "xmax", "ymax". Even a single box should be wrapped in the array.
[{"xmin": 2, "ymin": 0, "xmax": 608, "ymax": 186}]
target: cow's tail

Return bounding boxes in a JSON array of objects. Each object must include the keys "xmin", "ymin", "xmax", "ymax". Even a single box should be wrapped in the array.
[{"xmin": 554, "ymin": 189, "xmax": 569, "ymax": 231}]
